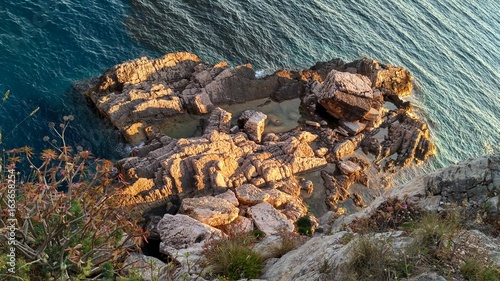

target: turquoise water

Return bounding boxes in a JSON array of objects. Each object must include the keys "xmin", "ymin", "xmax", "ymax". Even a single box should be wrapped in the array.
[{"xmin": 0, "ymin": 0, "xmax": 498, "ymax": 171}]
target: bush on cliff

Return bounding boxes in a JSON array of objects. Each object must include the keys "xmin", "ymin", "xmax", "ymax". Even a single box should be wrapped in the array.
[
  {"xmin": 0, "ymin": 117, "xmax": 143, "ymax": 280},
  {"xmin": 203, "ymin": 234, "xmax": 263, "ymax": 280}
]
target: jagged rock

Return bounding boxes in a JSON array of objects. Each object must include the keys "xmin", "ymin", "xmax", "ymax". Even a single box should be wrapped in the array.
[
  {"xmin": 381, "ymin": 110, "xmax": 436, "ymax": 169},
  {"xmin": 219, "ymin": 216, "xmax": 254, "ymax": 236},
  {"xmin": 239, "ymin": 110, "xmax": 267, "ymax": 143},
  {"xmin": 316, "ymin": 70, "xmax": 373, "ymax": 121},
  {"xmin": 264, "ymin": 188, "xmax": 293, "ymax": 208},
  {"xmin": 322, "ymin": 171, "xmax": 351, "ymax": 209},
  {"xmin": 340, "ymin": 58, "xmax": 413, "ymax": 96},
  {"xmin": 122, "ymin": 253, "xmax": 165, "ymax": 281},
  {"xmin": 157, "ymin": 214, "xmax": 225, "ymax": 253},
  {"xmin": 215, "ymin": 189, "xmax": 239, "ymax": 206},
  {"xmin": 179, "ymin": 196, "xmax": 239, "ymax": 227},
  {"xmin": 248, "ymin": 202, "xmax": 294, "ymax": 235},
  {"xmin": 118, "ymin": 130, "xmax": 326, "ymax": 210},
  {"xmin": 333, "ymin": 134, "xmax": 364, "ymax": 159},
  {"xmin": 235, "ymin": 184, "xmax": 270, "ymax": 205},
  {"xmin": 203, "ymin": 107, "xmax": 231, "ymax": 134}
]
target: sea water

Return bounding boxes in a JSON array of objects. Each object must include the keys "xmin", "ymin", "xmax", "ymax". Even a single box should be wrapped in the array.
[{"xmin": 0, "ymin": 0, "xmax": 498, "ymax": 176}]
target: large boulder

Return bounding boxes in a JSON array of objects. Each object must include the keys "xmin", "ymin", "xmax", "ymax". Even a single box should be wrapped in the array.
[
  {"xmin": 248, "ymin": 202, "xmax": 294, "ymax": 235},
  {"xmin": 179, "ymin": 196, "xmax": 239, "ymax": 227},
  {"xmin": 157, "ymin": 214, "xmax": 225, "ymax": 252},
  {"xmin": 239, "ymin": 110, "xmax": 268, "ymax": 143},
  {"xmin": 235, "ymin": 184, "xmax": 270, "ymax": 205},
  {"xmin": 316, "ymin": 71, "xmax": 374, "ymax": 121}
]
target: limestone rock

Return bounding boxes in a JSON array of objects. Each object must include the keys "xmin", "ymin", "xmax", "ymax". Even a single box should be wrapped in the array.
[
  {"xmin": 235, "ymin": 184, "xmax": 270, "ymax": 205},
  {"xmin": 203, "ymin": 107, "xmax": 232, "ymax": 134},
  {"xmin": 215, "ymin": 189, "xmax": 239, "ymax": 207},
  {"xmin": 179, "ymin": 196, "xmax": 239, "ymax": 227},
  {"xmin": 248, "ymin": 202, "xmax": 294, "ymax": 235},
  {"xmin": 118, "ymin": 130, "xmax": 326, "ymax": 211},
  {"xmin": 316, "ymin": 70, "xmax": 373, "ymax": 121},
  {"xmin": 339, "ymin": 120, "xmax": 366, "ymax": 135},
  {"xmin": 333, "ymin": 134, "xmax": 364, "ymax": 159},
  {"xmin": 157, "ymin": 214, "xmax": 225, "ymax": 252},
  {"xmin": 219, "ymin": 216, "xmax": 254, "ymax": 236},
  {"xmin": 340, "ymin": 57, "xmax": 413, "ymax": 96},
  {"xmin": 338, "ymin": 160, "xmax": 362, "ymax": 175},
  {"xmin": 239, "ymin": 110, "xmax": 268, "ymax": 143}
]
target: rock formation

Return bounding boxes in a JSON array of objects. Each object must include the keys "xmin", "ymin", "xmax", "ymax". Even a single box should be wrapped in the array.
[{"xmin": 84, "ymin": 52, "xmax": 443, "ymax": 280}]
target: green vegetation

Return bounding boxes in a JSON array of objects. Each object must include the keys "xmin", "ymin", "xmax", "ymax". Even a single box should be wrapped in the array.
[
  {"xmin": 296, "ymin": 216, "xmax": 314, "ymax": 236},
  {"xmin": 345, "ymin": 201, "xmax": 500, "ymax": 280},
  {"xmin": 344, "ymin": 236, "xmax": 398, "ymax": 281},
  {"xmin": 203, "ymin": 234, "xmax": 263, "ymax": 280},
  {"xmin": 461, "ymin": 259, "xmax": 500, "ymax": 281},
  {"xmin": 0, "ymin": 117, "xmax": 143, "ymax": 280}
]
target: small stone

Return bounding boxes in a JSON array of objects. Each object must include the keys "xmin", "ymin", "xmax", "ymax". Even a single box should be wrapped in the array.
[
  {"xmin": 305, "ymin": 120, "xmax": 321, "ymax": 128},
  {"xmin": 230, "ymin": 125, "xmax": 239, "ymax": 134},
  {"xmin": 315, "ymin": 147, "xmax": 329, "ymax": 157}
]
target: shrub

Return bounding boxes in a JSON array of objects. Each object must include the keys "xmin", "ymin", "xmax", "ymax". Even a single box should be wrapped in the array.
[
  {"xmin": 270, "ymin": 231, "xmax": 308, "ymax": 258},
  {"xmin": 461, "ymin": 259, "xmax": 500, "ymax": 281},
  {"xmin": 349, "ymin": 197, "xmax": 422, "ymax": 233},
  {"xmin": 0, "ymin": 117, "xmax": 143, "ymax": 280},
  {"xmin": 296, "ymin": 216, "xmax": 313, "ymax": 236},
  {"xmin": 344, "ymin": 236, "xmax": 397, "ymax": 281},
  {"xmin": 203, "ymin": 234, "xmax": 263, "ymax": 280}
]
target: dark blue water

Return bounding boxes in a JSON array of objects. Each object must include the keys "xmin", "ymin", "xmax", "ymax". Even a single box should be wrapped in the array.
[{"xmin": 1, "ymin": 0, "xmax": 499, "ymax": 171}]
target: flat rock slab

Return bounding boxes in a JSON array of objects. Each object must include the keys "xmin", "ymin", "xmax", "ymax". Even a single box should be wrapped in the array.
[
  {"xmin": 179, "ymin": 196, "xmax": 239, "ymax": 227},
  {"xmin": 215, "ymin": 189, "xmax": 239, "ymax": 206},
  {"xmin": 235, "ymin": 184, "xmax": 270, "ymax": 205},
  {"xmin": 338, "ymin": 160, "xmax": 362, "ymax": 175},
  {"xmin": 249, "ymin": 202, "xmax": 294, "ymax": 235}
]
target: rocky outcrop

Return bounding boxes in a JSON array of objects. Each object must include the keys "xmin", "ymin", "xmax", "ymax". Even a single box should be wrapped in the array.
[
  {"xmin": 179, "ymin": 196, "xmax": 239, "ymax": 227},
  {"xmin": 263, "ymin": 155, "xmax": 500, "ymax": 281},
  {"xmin": 118, "ymin": 123, "xmax": 326, "ymax": 210}
]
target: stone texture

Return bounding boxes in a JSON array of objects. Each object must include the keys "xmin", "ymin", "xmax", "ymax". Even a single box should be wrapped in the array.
[
  {"xmin": 179, "ymin": 196, "xmax": 239, "ymax": 227},
  {"xmin": 157, "ymin": 214, "xmax": 225, "ymax": 252},
  {"xmin": 215, "ymin": 189, "xmax": 239, "ymax": 206},
  {"xmin": 316, "ymin": 70, "xmax": 373, "ymax": 121},
  {"xmin": 203, "ymin": 107, "xmax": 232, "ymax": 134},
  {"xmin": 219, "ymin": 216, "xmax": 254, "ymax": 236},
  {"xmin": 333, "ymin": 134, "xmax": 364, "ymax": 159},
  {"xmin": 117, "ymin": 130, "xmax": 326, "ymax": 210},
  {"xmin": 338, "ymin": 160, "xmax": 362, "ymax": 175},
  {"xmin": 235, "ymin": 184, "xmax": 270, "ymax": 205},
  {"xmin": 239, "ymin": 110, "xmax": 267, "ymax": 143},
  {"xmin": 248, "ymin": 202, "xmax": 294, "ymax": 235}
]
